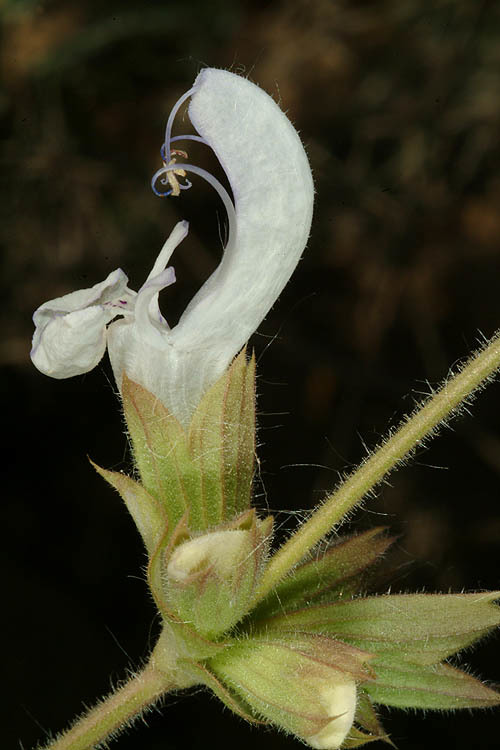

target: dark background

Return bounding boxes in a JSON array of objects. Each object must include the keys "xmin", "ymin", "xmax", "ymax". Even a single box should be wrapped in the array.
[{"xmin": 3, "ymin": 0, "xmax": 500, "ymax": 748}]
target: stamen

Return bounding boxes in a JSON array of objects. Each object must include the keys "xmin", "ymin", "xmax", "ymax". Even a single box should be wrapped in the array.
[
  {"xmin": 152, "ymin": 84, "xmax": 237, "ymax": 253},
  {"xmin": 151, "ymin": 162, "xmax": 237, "ymax": 254},
  {"xmin": 171, "ymin": 134, "xmax": 209, "ymax": 146},
  {"xmin": 154, "ymin": 167, "xmax": 192, "ymax": 198},
  {"xmin": 163, "ymin": 85, "xmax": 199, "ymax": 161},
  {"xmin": 166, "ymin": 158, "xmax": 186, "ymax": 197},
  {"xmin": 160, "ymin": 145, "xmax": 190, "ymax": 162}
]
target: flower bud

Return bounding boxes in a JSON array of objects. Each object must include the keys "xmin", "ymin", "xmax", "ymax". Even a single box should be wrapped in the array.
[
  {"xmin": 164, "ymin": 512, "xmax": 272, "ymax": 638},
  {"xmin": 307, "ymin": 680, "xmax": 356, "ymax": 749},
  {"xmin": 210, "ymin": 633, "xmax": 373, "ymax": 748},
  {"xmin": 168, "ymin": 529, "xmax": 248, "ymax": 582}
]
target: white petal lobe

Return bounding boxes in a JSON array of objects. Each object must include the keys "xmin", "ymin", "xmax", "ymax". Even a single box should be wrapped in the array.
[{"xmin": 31, "ymin": 269, "xmax": 133, "ymax": 378}]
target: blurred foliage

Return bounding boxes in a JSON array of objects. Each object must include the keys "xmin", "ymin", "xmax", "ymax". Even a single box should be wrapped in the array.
[{"xmin": 2, "ymin": 1, "xmax": 500, "ymax": 749}]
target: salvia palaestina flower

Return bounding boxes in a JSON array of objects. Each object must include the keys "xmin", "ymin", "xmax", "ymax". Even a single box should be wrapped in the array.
[{"xmin": 31, "ymin": 68, "xmax": 499, "ymax": 750}]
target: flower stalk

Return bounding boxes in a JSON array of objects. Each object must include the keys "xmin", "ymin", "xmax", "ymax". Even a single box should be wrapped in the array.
[{"xmin": 41, "ymin": 665, "xmax": 174, "ymax": 750}]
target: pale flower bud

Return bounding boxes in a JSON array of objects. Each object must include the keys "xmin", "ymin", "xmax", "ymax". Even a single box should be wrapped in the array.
[
  {"xmin": 210, "ymin": 633, "xmax": 372, "ymax": 748},
  {"xmin": 307, "ymin": 680, "xmax": 357, "ymax": 749},
  {"xmin": 167, "ymin": 530, "xmax": 249, "ymax": 583},
  {"xmin": 164, "ymin": 514, "xmax": 272, "ymax": 638}
]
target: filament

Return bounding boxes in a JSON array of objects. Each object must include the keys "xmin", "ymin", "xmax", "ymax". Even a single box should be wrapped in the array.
[
  {"xmin": 163, "ymin": 86, "xmax": 199, "ymax": 160},
  {"xmin": 151, "ymin": 162, "xmax": 236, "ymax": 253},
  {"xmin": 153, "ymin": 84, "xmax": 237, "ymax": 254}
]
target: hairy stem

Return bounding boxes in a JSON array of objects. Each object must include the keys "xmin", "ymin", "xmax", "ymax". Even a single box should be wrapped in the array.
[
  {"xmin": 40, "ymin": 664, "xmax": 173, "ymax": 750},
  {"xmin": 255, "ymin": 332, "xmax": 500, "ymax": 603}
]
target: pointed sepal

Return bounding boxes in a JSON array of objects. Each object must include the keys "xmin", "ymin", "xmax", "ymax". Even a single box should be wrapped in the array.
[
  {"xmin": 343, "ymin": 727, "xmax": 389, "ymax": 749},
  {"xmin": 350, "ymin": 691, "xmax": 394, "ymax": 747},
  {"xmin": 121, "ymin": 373, "xmax": 204, "ymax": 530},
  {"xmin": 256, "ymin": 592, "xmax": 500, "ymax": 667},
  {"xmin": 253, "ymin": 528, "xmax": 395, "ymax": 620},
  {"xmin": 90, "ymin": 460, "xmax": 167, "ymax": 555},
  {"xmin": 366, "ymin": 659, "xmax": 500, "ymax": 710},
  {"xmin": 188, "ymin": 349, "xmax": 256, "ymax": 526}
]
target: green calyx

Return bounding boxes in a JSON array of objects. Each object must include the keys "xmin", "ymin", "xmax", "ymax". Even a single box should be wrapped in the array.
[
  {"xmin": 209, "ymin": 632, "xmax": 371, "ymax": 748},
  {"xmin": 119, "ymin": 347, "xmax": 256, "ymax": 535}
]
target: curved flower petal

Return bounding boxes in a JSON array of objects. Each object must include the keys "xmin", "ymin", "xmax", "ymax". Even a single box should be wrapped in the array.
[
  {"xmin": 180, "ymin": 67, "xmax": 314, "ymax": 349},
  {"xmin": 31, "ymin": 269, "xmax": 134, "ymax": 378},
  {"xmin": 111, "ymin": 69, "xmax": 314, "ymax": 426},
  {"xmin": 169, "ymin": 69, "xmax": 314, "ymax": 420}
]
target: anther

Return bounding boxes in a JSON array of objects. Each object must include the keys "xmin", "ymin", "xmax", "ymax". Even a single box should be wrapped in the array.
[
  {"xmin": 153, "ymin": 147, "xmax": 192, "ymax": 198},
  {"xmin": 151, "ymin": 85, "xmax": 238, "ymax": 255},
  {"xmin": 163, "ymin": 149, "xmax": 189, "ymax": 198}
]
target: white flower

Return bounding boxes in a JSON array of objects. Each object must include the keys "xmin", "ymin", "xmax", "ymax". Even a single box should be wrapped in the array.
[{"xmin": 31, "ymin": 68, "xmax": 314, "ymax": 426}]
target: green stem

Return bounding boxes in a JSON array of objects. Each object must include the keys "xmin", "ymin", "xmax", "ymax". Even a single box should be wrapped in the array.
[
  {"xmin": 40, "ymin": 664, "xmax": 172, "ymax": 750},
  {"xmin": 254, "ymin": 331, "xmax": 500, "ymax": 603}
]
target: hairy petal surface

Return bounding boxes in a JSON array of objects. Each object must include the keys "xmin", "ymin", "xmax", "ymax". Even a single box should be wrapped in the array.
[{"xmin": 110, "ymin": 69, "xmax": 314, "ymax": 425}]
